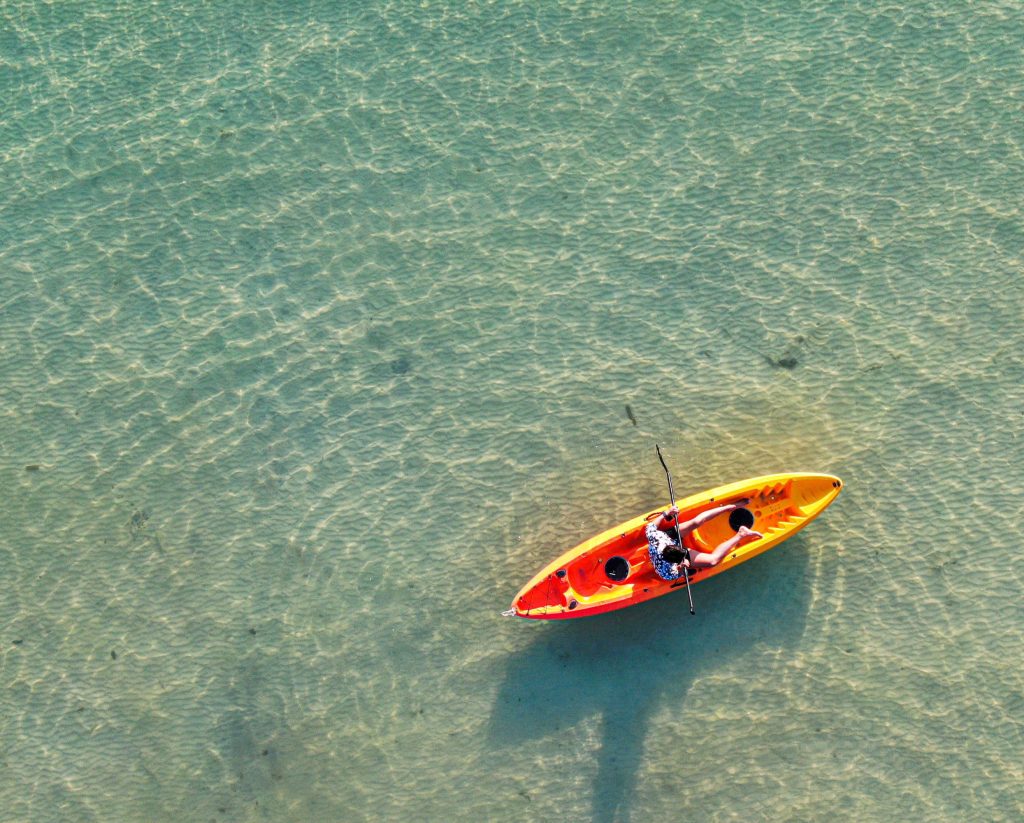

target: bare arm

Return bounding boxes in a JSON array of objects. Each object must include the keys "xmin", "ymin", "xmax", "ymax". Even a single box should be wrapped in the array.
[
  {"xmin": 677, "ymin": 499, "xmax": 750, "ymax": 536},
  {"xmin": 655, "ymin": 505, "xmax": 681, "ymax": 532}
]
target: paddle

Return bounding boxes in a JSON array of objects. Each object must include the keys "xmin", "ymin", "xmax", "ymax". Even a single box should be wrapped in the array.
[{"xmin": 655, "ymin": 444, "xmax": 696, "ymax": 616}]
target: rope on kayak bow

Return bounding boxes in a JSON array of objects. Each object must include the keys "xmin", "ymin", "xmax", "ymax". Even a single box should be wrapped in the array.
[{"xmin": 500, "ymin": 608, "xmax": 516, "ymax": 617}]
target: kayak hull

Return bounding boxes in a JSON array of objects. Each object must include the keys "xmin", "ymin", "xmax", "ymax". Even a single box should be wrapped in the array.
[{"xmin": 510, "ymin": 472, "xmax": 842, "ymax": 619}]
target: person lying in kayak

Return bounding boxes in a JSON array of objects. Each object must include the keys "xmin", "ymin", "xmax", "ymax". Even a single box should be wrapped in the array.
[{"xmin": 646, "ymin": 502, "xmax": 763, "ymax": 580}]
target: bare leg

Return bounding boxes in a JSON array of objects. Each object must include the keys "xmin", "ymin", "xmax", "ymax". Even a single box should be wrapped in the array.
[{"xmin": 689, "ymin": 525, "xmax": 763, "ymax": 568}]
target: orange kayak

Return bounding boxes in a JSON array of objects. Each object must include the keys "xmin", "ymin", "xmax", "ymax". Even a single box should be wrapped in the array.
[{"xmin": 509, "ymin": 472, "xmax": 842, "ymax": 619}]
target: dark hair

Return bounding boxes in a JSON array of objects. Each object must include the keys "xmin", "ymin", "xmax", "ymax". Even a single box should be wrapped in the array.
[{"xmin": 663, "ymin": 546, "xmax": 685, "ymax": 564}]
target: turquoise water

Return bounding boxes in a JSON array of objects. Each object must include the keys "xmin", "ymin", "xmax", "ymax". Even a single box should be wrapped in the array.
[{"xmin": 2, "ymin": 1, "xmax": 1022, "ymax": 820}]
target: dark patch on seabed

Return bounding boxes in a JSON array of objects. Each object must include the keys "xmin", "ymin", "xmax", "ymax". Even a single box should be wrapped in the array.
[
  {"xmin": 489, "ymin": 537, "xmax": 813, "ymax": 823},
  {"xmin": 390, "ymin": 353, "xmax": 412, "ymax": 375},
  {"xmin": 209, "ymin": 653, "xmax": 285, "ymax": 817},
  {"xmin": 762, "ymin": 334, "xmax": 806, "ymax": 370},
  {"xmin": 764, "ymin": 354, "xmax": 799, "ymax": 369},
  {"xmin": 127, "ymin": 508, "xmax": 150, "ymax": 539},
  {"xmin": 751, "ymin": 327, "xmax": 831, "ymax": 372}
]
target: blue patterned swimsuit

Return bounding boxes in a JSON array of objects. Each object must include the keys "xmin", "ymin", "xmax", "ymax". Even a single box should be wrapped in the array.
[{"xmin": 646, "ymin": 521, "xmax": 686, "ymax": 581}]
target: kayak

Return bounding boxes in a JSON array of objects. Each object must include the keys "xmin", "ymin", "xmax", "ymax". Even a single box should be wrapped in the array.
[{"xmin": 509, "ymin": 472, "xmax": 842, "ymax": 619}]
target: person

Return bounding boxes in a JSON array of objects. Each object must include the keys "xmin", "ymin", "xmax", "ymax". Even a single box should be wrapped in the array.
[{"xmin": 645, "ymin": 500, "xmax": 762, "ymax": 581}]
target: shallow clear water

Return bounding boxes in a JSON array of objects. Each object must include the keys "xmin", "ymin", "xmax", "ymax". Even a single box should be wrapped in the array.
[{"xmin": 1, "ymin": 2, "xmax": 1022, "ymax": 821}]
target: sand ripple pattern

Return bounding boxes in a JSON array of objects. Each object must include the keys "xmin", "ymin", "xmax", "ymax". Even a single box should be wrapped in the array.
[{"xmin": 1, "ymin": 2, "xmax": 1022, "ymax": 821}]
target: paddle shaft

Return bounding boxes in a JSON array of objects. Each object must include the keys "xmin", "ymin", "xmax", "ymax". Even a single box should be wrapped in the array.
[{"xmin": 655, "ymin": 444, "xmax": 696, "ymax": 615}]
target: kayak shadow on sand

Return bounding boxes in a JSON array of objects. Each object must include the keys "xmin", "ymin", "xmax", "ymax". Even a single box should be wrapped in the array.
[{"xmin": 488, "ymin": 535, "xmax": 814, "ymax": 823}]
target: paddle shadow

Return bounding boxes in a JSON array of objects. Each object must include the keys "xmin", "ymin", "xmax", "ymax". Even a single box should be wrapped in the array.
[{"xmin": 490, "ymin": 536, "xmax": 814, "ymax": 823}]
